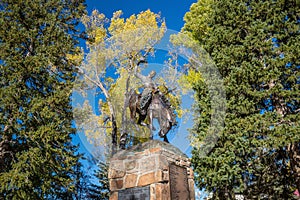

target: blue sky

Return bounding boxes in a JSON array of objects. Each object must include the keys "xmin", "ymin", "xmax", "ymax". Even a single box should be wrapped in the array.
[{"xmin": 86, "ymin": 0, "xmax": 197, "ymax": 31}]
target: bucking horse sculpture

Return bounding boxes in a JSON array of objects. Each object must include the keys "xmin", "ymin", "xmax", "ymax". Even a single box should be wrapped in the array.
[{"xmin": 128, "ymin": 88, "xmax": 176, "ymax": 143}]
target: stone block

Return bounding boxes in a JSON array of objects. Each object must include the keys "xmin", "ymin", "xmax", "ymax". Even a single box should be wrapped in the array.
[
  {"xmin": 162, "ymin": 169, "xmax": 169, "ymax": 181},
  {"xmin": 149, "ymin": 147, "xmax": 161, "ymax": 153},
  {"xmin": 157, "ymin": 155, "xmax": 170, "ymax": 170},
  {"xmin": 110, "ymin": 179, "xmax": 123, "ymax": 191},
  {"xmin": 109, "ymin": 191, "xmax": 118, "ymax": 200},
  {"xmin": 155, "ymin": 170, "xmax": 163, "ymax": 182},
  {"xmin": 155, "ymin": 183, "xmax": 162, "ymax": 200},
  {"xmin": 138, "ymin": 172, "xmax": 156, "ymax": 187},
  {"xmin": 187, "ymin": 167, "xmax": 194, "ymax": 179},
  {"xmin": 125, "ymin": 160, "xmax": 138, "ymax": 171},
  {"xmin": 150, "ymin": 184, "xmax": 156, "ymax": 200},
  {"xmin": 188, "ymin": 179, "xmax": 195, "ymax": 200},
  {"xmin": 154, "ymin": 169, "xmax": 169, "ymax": 182},
  {"xmin": 124, "ymin": 174, "xmax": 138, "ymax": 188},
  {"xmin": 109, "ymin": 160, "xmax": 124, "ymax": 178},
  {"xmin": 108, "ymin": 169, "xmax": 125, "ymax": 179},
  {"xmin": 155, "ymin": 183, "xmax": 170, "ymax": 200},
  {"xmin": 139, "ymin": 156, "xmax": 158, "ymax": 173}
]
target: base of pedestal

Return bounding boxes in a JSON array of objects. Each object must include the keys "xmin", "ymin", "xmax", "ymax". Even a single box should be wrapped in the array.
[{"xmin": 108, "ymin": 140, "xmax": 195, "ymax": 200}]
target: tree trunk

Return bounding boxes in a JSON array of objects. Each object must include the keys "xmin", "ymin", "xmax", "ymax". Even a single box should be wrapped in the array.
[{"xmin": 119, "ymin": 62, "xmax": 134, "ymax": 149}]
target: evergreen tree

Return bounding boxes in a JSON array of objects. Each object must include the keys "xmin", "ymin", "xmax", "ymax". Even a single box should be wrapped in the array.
[
  {"xmin": 0, "ymin": 0, "xmax": 86, "ymax": 199},
  {"xmin": 71, "ymin": 160, "xmax": 90, "ymax": 200},
  {"xmin": 87, "ymin": 160, "xmax": 110, "ymax": 200},
  {"xmin": 183, "ymin": 0, "xmax": 300, "ymax": 199}
]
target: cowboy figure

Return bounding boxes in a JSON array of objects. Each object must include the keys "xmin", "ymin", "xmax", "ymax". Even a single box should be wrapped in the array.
[{"xmin": 135, "ymin": 70, "xmax": 157, "ymax": 115}]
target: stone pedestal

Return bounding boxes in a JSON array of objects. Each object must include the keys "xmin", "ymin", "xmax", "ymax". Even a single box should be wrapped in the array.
[{"xmin": 109, "ymin": 140, "xmax": 195, "ymax": 200}]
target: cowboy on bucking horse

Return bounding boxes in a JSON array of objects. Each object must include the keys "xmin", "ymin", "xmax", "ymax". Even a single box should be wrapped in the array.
[{"xmin": 135, "ymin": 70, "xmax": 172, "ymax": 115}]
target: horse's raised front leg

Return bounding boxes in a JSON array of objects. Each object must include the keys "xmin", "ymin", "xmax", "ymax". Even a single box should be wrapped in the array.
[
  {"xmin": 159, "ymin": 121, "xmax": 171, "ymax": 143},
  {"xmin": 163, "ymin": 135, "xmax": 169, "ymax": 143}
]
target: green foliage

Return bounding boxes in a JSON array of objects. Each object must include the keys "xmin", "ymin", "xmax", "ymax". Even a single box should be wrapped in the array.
[
  {"xmin": 78, "ymin": 10, "xmax": 167, "ymax": 150},
  {"xmin": 182, "ymin": 0, "xmax": 213, "ymax": 43},
  {"xmin": 0, "ymin": 0, "xmax": 86, "ymax": 198},
  {"xmin": 87, "ymin": 160, "xmax": 110, "ymax": 200},
  {"xmin": 183, "ymin": 0, "xmax": 300, "ymax": 199}
]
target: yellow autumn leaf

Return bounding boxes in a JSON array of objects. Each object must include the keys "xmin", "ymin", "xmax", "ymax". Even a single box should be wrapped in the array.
[{"xmin": 178, "ymin": 69, "xmax": 203, "ymax": 94}]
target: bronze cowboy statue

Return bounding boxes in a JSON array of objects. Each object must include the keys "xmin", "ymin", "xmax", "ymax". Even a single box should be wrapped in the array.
[
  {"xmin": 128, "ymin": 70, "xmax": 176, "ymax": 143},
  {"xmin": 135, "ymin": 70, "xmax": 157, "ymax": 116}
]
